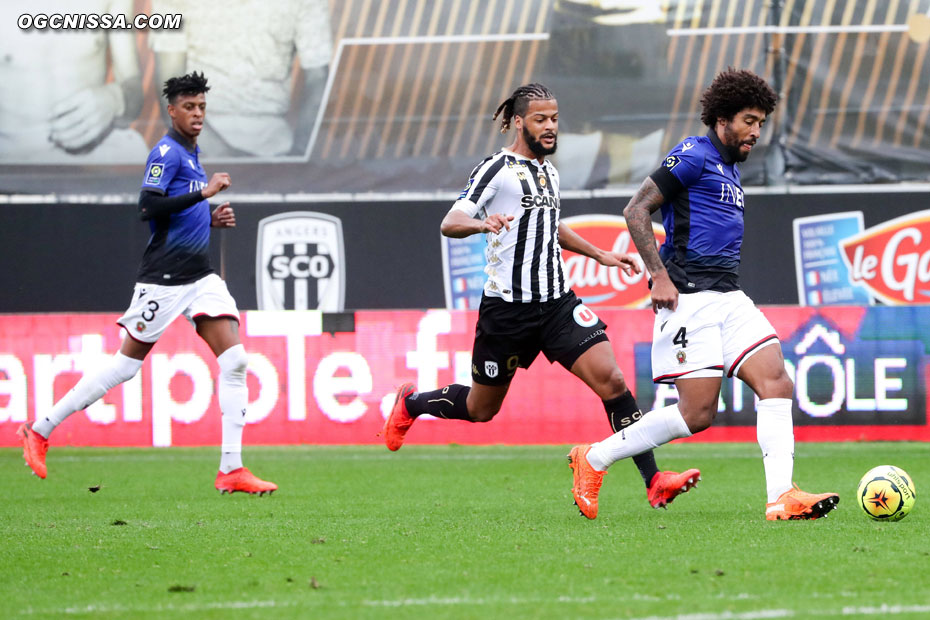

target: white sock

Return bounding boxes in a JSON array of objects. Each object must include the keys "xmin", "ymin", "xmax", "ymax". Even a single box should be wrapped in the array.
[
  {"xmin": 586, "ymin": 404, "xmax": 692, "ymax": 471},
  {"xmin": 217, "ymin": 345, "xmax": 248, "ymax": 473},
  {"xmin": 220, "ymin": 449, "xmax": 243, "ymax": 473},
  {"xmin": 757, "ymin": 398, "xmax": 794, "ymax": 503},
  {"xmin": 33, "ymin": 353, "xmax": 142, "ymax": 439}
]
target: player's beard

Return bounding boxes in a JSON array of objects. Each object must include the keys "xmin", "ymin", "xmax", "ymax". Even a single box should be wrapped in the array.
[
  {"xmin": 523, "ymin": 125, "xmax": 558, "ymax": 157},
  {"xmin": 722, "ymin": 123, "xmax": 752, "ymax": 162}
]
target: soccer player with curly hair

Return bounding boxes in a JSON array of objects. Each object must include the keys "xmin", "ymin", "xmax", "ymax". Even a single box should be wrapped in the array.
[{"xmin": 568, "ymin": 69, "xmax": 840, "ymax": 521}]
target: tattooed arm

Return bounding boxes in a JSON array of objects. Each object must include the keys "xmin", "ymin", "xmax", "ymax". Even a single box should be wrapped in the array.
[{"xmin": 622, "ymin": 177, "xmax": 678, "ymax": 313}]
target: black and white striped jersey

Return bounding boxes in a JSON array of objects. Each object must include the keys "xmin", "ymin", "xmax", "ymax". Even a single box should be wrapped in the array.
[{"xmin": 453, "ymin": 148, "xmax": 567, "ymax": 303}]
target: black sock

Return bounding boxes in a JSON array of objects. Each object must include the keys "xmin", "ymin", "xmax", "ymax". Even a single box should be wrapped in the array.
[
  {"xmin": 405, "ymin": 384, "xmax": 472, "ymax": 421},
  {"xmin": 604, "ymin": 392, "xmax": 659, "ymax": 487}
]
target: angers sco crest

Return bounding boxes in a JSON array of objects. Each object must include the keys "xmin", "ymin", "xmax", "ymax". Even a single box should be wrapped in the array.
[{"xmin": 256, "ymin": 212, "xmax": 345, "ymax": 311}]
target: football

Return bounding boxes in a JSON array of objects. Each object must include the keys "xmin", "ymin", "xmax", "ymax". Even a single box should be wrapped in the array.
[{"xmin": 857, "ymin": 465, "xmax": 916, "ymax": 521}]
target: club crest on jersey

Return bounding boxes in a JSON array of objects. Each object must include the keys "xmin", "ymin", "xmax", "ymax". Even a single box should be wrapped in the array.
[
  {"xmin": 256, "ymin": 212, "xmax": 345, "ymax": 311},
  {"xmin": 676, "ymin": 350, "xmax": 687, "ymax": 364},
  {"xmin": 572, "ymin": 304, "xmax": 599, "ymax": 327},
  {"xmin": 485, "ymin": 361, "xmax": 499, "ymax": 378},
  {"xmin": 665, "ymin": 156, "xmax": 680, "ymax": 170},
  {"xmin": 538, "ymin": 173, "xmax": 547, "ymax": 187},
  {"xmin": 135, "ymin": 321, "xmax": 146, "ymax": 333},
  {"xmin": 144, "ymin": 163, "xmax": 164, "ymax": 185}
]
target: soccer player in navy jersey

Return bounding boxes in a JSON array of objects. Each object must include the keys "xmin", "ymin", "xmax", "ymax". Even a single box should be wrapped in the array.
[
  {"xmin": 382, "ymin": 83, "xmax": 700, "ymax": 515},
  {"xmin": 568, "ymin": 69, "xmax": 839, "ymax": 520},
  {"xmin": 19, "ymin": 72, "xmax": 277, "ymax": 495}
]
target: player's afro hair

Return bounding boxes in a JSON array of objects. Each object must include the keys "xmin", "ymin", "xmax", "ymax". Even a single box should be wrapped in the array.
[
  {"xmin": 493, "ymin": 83, "xmax": 555, "ymax": 133},
  {"xmin": 162, "ymin": 71, "xmax": 210, "ymax": 104},
  {"xmin": 700, "ymin": 68, "xmax": 777, "ymax": 127}
]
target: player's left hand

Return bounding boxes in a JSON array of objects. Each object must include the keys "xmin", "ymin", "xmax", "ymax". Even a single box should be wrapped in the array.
[
  {"xmin": 49, "ymin": 85, "xmax": 121, "ymax": 152},
  {"xmin": 211, "ymin": 203, "xmax": 236, "ymax": 228},
  {"xmin": 599, "ymin": 251, "xmax": 642, "ymax": 277}
]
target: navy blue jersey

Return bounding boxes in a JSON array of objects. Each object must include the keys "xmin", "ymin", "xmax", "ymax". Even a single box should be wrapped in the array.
[
  {"xmin": 136, "ymin": 129, "xmax": 212, "ymax": 285},
  {"xmin": 649, "ymin": 129, "xmax": 744, "ymax": 293}
]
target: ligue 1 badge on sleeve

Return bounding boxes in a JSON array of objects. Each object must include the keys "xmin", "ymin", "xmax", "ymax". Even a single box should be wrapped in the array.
[
  {"xmin": 256, "ymin": 212, "xmax": 345, "ymax": 311},
  {"xmin": 145, "ymin": 163, "xmax": 164, "ymax": 185}
]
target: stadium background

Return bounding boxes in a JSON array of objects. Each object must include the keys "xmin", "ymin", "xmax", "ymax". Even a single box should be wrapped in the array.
[{"xmin": 1, "ymin": 0, "xmax": 929, "ymax": 447}]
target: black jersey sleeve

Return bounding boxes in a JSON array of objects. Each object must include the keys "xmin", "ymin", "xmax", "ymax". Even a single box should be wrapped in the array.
[
  {"xmin": 648, "ymin": 165, "xmax": 685, "ymax": 201},
  {"xmin": 138, "ymin": 189, "xmax": 204, "ymax": 221}
]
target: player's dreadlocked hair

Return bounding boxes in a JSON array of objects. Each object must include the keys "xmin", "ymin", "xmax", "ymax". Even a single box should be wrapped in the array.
[
  {"xmin": 492, "ymin": 83, "xmax": 555, "ymax": 133},
  {"xmin": 162, "ymin": 71, "xmax": 210, "ymax": 104},
  {"xmin": 700, "ymin": 68, "xmax": 777, "ymax": 127}
]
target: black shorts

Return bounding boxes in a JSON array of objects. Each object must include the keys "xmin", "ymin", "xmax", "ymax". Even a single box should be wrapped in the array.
[{"xmin": 471, "ymin": 291, "xmax": 609, "ymax": 386}]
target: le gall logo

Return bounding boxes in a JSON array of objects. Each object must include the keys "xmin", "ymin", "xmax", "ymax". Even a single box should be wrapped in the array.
[
  {"xmin": 839, "ymin": 210, "xmax": 930, "ymax": 305},
  {"xmin": 561, "ymin": 215, "xmax": 667, "ymax": 308}
]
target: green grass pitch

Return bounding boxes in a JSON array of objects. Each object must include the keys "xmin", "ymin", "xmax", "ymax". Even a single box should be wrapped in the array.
[{"xmin": 2, "ymin": 442, "xmax": 928, "ymax": 619}]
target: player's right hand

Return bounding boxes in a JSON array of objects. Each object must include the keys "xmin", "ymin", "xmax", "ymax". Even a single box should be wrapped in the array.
[
  {"xmin": 203, "ymin": 172, "xmax": 231, "ymax": 198},
  {"xmin": 483, "ymin": 214, "xmax": 514, "ymax": 234},
  {"xmin": 650, "ymin": 271, "xmax": 679, "ymax": 313}
]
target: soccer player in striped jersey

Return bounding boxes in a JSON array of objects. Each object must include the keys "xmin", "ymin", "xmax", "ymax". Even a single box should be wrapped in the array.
[
  {"xmin": 18, "ymin": 72, "xmax": 276, "ymax": 495},
  {"xmin": 568, "ymin": 69, "xmax": 839, "ymax": 520},
  {"xmin": 383, "ymin": 83, "xmax": 699, "ymax": 515}
]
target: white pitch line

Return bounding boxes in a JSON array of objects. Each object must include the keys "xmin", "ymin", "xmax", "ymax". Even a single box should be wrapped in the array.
[
  {"xmin": 628, "ymin": 611, "xmax": 793, "ymax": 620},
  {"xmin": 21, "ymin": 599, "xmax": 291, "ymax": 615},
  {"xmin": 21, "ymin": 598, "xmax": 930, "ymax": 617},
  {"xmin": 360, "ymin": 600, "xmax": 930, "ymax": 619},
  {"xmin": 841, "ymin": 605, "xmax": 930, "ymax": 616},
  {"xmin": 621, "ymin": 603, "xmax": 930, "ymax": 620}
]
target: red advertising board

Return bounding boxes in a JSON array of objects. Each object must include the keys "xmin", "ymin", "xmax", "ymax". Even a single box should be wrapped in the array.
[
  {"xmin": 1, "ymin": 307, "xmax": 927, "ymax": 447},
  {"xmin": 561, "ymin": 215, "xmax": 667, "ymax": 309}
]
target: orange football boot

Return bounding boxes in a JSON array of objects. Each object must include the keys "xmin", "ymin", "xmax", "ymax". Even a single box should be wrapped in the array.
[
  {"xmin": 382, "ymin": 383, "xmax": 417, "ymax": 451},
  {"xmin": 647, "ymin": 468, "xmax": 701, "ymax": 509},
  {"xmin": 568, "ymin": 444, "xmax": 606, "ymax": 519},
  {"xmin": 765, "ymin": 484, "xmax": 839, "ymax": 520},
  {"xmin": 18, "ymin": 423, "xmax": 49, "ymax": 479},
  {"xmin": 215, "ymin": 467, "xmax": 277, "ymax": 495}
]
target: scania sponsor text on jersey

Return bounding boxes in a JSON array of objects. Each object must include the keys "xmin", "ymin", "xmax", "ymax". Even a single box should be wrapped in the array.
[{"xmin": 520, "ymin": 194, "xmax": 558, "ymax": 209}]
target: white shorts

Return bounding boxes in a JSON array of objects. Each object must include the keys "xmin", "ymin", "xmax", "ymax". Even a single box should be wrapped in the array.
[
  {"xmin": 651, "ymin": 290, "xmax": 778, "ymax": 384},
  {"xmin": 117, "ymin": 273, "xmax": 240, "ymax": 344}
]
